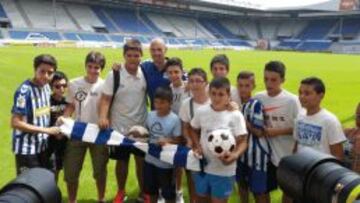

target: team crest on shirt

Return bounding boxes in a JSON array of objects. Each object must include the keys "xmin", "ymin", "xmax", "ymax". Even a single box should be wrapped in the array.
[
  {"xmin": 16, "ymin": 95, "xmax": 26, "ymax": 108},
  {"xmin": 75, "ymin": 90, "xmax": 87, "ymax": 102},
  {"xmin": 20, "ymin": 85, "xmax": 29, "ymax": 94}
]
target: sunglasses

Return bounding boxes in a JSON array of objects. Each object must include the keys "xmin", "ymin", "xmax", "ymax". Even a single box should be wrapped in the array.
[
  {"xmin": 356, "ymin": 114, "xmax": 360, "ymax": 119},
  {"xmin": 54, "ymin": 84, "xmax": 67, "ymax": 89}
]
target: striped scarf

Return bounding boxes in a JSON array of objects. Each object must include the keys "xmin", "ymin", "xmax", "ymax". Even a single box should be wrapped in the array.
[{"xmin": 59, "ymin": 118, "xmax": 203, "ymax": 171}]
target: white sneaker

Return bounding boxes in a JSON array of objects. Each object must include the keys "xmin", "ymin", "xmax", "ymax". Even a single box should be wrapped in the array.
[
  {"xmin": 176, "ymin": 191, "xmax": 184, "ymax": 203},
  {"xmin": 158, "ymin": 195, "xmax": 165, "ymax": 203}
]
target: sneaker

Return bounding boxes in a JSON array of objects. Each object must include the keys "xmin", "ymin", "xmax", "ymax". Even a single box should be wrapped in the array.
[
  {"xmin": 176, "ymin": 191, "xmax": 184, "ymax": 203},
  {"xmin": 113, "ymin": 191, "xmax": 127, "ymax": 203},
  {"xmin": 157, "ymin": 195, "xmax": 165, "ymax": 203}
]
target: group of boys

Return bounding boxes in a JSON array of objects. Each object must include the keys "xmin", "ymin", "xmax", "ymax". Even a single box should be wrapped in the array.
[{"xmin": 10, "ymin": 37, "xmax": 359, "ymax": 203}]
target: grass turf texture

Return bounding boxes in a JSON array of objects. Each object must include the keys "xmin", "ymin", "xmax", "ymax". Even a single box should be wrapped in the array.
[{"xmin": 0, "ymin": 46, "xmax": 359, "ymax": 202}]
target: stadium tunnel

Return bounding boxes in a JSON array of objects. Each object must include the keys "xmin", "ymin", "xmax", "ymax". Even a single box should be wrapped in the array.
[{"xmin": 278, "ymin": 147, "xmax": 360, "ymax": 203}]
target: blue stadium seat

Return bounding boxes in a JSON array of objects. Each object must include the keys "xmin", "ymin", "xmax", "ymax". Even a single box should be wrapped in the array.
[
  {"xmin": 226, "ymin": 39, "xmax": 251, "ymax": 46},
  {"xmin": 199, "ymin": 18, "xmax": 237, "ymax": 39},
  {"xmin": 91, "ymin": 6, "xmax": 118, "ymax": 33},
  {"xmin": 77, "ymin": 33, "xmax": 108, "ymax": 42},
  {"xmin": 63, "ymin": 33, "xmax": 79, "ymax": 41},
  {"xmin": 277, "ymin": 40, "xmax": 301, "ymax": 49},
  {"xmin": 297, "ymin": 40, "xmax": 332, "ymax": 51},
  {"xmin": 9, "ymin": 31, "xmax": 62, "ymax": 40},
  {"xmin": 140, "ymin": 13, "xmax": 163, "ymax": 35},
  {"xmin": 332, "ymin": 18, "xmax": 360, "ymax": 37},
  {"xmin": 0, "ymin": 2, "xmax": 8, "ymax": 18},
  {"xmin": 104, "ymin": 8, "xmax": 153, "ymax": 35},
  {"xmin": 109, "ymin": 35, "xmax": 125, "ymax": 43},
  {"xmin": 298, "ymin": 19, "xmax": 337, "ymax": 39},
  {"xmin": 167, "ymin": 38, "xmax": 180, "ymax": 45}
]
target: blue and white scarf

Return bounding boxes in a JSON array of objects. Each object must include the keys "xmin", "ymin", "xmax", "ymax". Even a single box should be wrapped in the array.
[{"xmin": 59, "ymin": 118, "xmax": 203, "ymax": 171}]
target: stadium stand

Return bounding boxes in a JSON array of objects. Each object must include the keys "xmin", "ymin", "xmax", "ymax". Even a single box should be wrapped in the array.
[
  {"xmin": 103, "ymin": 7, "xmax": 153, "ymax": 35},
  {"xmin": 331, "ymin": 18, "xmax": 360, "ymax": 38},
  {"xmin": 91, "ymin": 6, "xmax": 118, "ymax": 33},
  {"xmin": 19, "ymin": 0, "xmax": 77, "ymax": 30},
  {"xmin": 297, "ymin": 19, "xmax": 337, "ymax": 40},
  {"xmin": 198, "ymin": 18, "xmax": 238, "ymax": 39},
  {"xmin": 65, "ymin": 4, "xmax": 105, "ymax": 32},
  {"xmin": 1, "ymin": 0, "xmax": 360, "ymax": 53},
  {"xmin": 1, "ymin": 0, "xmax": 27, "ymax": 28},
  {"xmin": 297, "ymin": 40, "xmax": 332, "ymax": 51},
  {"xmin": 0, "ymin": 2, "xmax": 7, "ymax": 18},
  {"xmin": 9, "ymin": 30, "xmax": 62, "ymax": 40}
]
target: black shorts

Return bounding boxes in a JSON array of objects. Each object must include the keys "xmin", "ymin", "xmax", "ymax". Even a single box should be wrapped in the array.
[
  {"xmin": 15, "ymin": 152, "xmax": 52, "ymax": 175},
  {"xmin": 47, "ymin": 137, "xmax": 68, "ymax": 170},
  {"xmin": 143, "ymin": 162, "xmax": 176, "ymax": 200},
  {"xmin": 109, "ymin": 145, "xmax": 145, "ymax": 161}
]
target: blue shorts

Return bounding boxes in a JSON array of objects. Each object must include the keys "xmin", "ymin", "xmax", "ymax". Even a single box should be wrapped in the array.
[
  {"xmin": 192, "ymin": 172, "xmax": 235, "ymax": 199},
  {"xmin": 143, "ymin": 161, "xmax": 176, "ymax": 200},
  {"xmin": 236, "ymin": 161, "xmax": 277, "ymax": 194}
]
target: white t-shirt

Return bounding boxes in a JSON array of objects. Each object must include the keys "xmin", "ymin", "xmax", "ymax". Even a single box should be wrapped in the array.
[
  {"xmin": 254, "ymin": 89, "xmax": 301, "ymax": 166},
  {"xmin": 171, "ymin": 83, "xmax": 191, "ymax": 115},
  {"xmin": 102, "ymin": 67, "xmax": 147, "ymax": 133},
  {"xmin": 191, "ymin": 104, "xmax": 247, "ymax": 176},
  {"xmin": 66, "ymin": 77, "xmax": 103, "ymax": 124},
  {"xmin": 179, "ymin": 97, "xmax": 210, "ymax": 123},
  {"xmin": 294, "ymin": 109, "xmax": 346, "ymax": 154}
]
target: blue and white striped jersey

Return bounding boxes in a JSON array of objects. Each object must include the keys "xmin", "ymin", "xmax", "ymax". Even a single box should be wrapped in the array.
[
  {"xmin": 11, "ymin": 80, "xmax": 51, "ymax": 155},
  {"xmin": 240, "ymin": 99, "xmax": 271, "ymax": 172}
]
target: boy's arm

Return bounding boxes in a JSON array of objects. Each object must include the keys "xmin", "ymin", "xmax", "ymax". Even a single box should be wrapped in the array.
[
  {"xmin": 182, "ymin": 121, "xmax": 193, "ymax": 147},
  {"xmin": 330, "ymin": 143, "xmax": 344, "ymax": 160},
  {"xmin": 11, "ymin": 114, "xmax": 60, "ymax": 135},
  {"xmin": 265, "ymin": 127, "xmax": 293, "ymax": 137},
  {"xmin": 188, "ymin": 127, "xmax": 202, "ymax": 157},
  {"xmin": 98, "ymin": 93, "xmax": 112, "ymax": 129},
  {"xmin": 220, "ymin": 134, "xmax": 248, "ymax": 165}
]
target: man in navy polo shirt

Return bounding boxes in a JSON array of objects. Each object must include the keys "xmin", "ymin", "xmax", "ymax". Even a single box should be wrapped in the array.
[{"xmin": 141, "ymin": 38, "xmax": 170, "ymax": 110}]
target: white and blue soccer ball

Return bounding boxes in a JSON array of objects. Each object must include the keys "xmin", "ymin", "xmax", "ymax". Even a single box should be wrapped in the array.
[{"xmin": 207, "ymin": 129, "xmax": 236, "ymax": 157}]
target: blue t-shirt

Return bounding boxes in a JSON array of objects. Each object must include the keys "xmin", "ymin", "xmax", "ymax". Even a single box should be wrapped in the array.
[
  {"xmin": 145, "ymin": 111, "xmax": 182, "ymax": 168},
  {"xmin": 141, "ymin": 60, "xmax": 170, "ymax": 110},
  {"xmin": 11, "ymin": 80, "xmax": 51, "ymax": 155}
]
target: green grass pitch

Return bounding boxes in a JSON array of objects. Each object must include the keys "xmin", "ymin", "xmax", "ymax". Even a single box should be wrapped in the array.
[{"xmin": 0, "ymin": 46, "xmax": 359, "ymax": 202}]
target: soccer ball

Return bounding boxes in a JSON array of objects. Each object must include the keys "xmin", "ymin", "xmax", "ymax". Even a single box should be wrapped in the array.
[
  {"xmin": 207, "ymin": 129, "xmax": 236, "ymax": 157},
  {"xmin": 128, "ymin": 125, "xmax": 149, "ymax": 142}
]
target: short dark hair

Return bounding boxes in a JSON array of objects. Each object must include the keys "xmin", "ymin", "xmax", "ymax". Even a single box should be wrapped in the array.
[
  {"xmin": 301, "ymin": 77, "xmax": 326, "ymax": 94},
  {"xmin": 210, "ymin": 54, "xmax": 229, "ymax": 71},
  {"xmin": 209, "ymin": 77, "xmax": 231, "ymax": 94},
  {"xmin": 265, "ymin": 61, "xmax": 286, "ymax": 79},
  {"xmin": 123, "ymin": 39, "xmax": 143, "ymax": 56},
  {"xmin": 154, "ymin": 86, "xmax": 173, "ymax": 103},
  {"xmin": 188, "ymin": 67, "xmax": 207, "ymax": 82},
  {"xmin": 85, "ymin": 51, "xmax": 106, "ymax": 69},
  {"xmin": 237, "ymin": 71, "xmax": 255, "ymax": 81},
  {"xmin": 165, "ymin": 57, "xmax": 183, "ymax": 71},
  {"xmin": 50, "ymin": 71, "xmax": 68, "ymax": 86},
  {"xmin": 33, "ymin": 54, "xmax": 57, "ymax": 70}
]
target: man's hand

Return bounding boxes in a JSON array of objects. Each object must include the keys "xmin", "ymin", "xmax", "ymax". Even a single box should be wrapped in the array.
[
  {"xmin": 112, "ymin": 63, "xmax": 122, "ymax": 71},
  {"xmin": 98, "ymin": 117, "xmax": 110, "ymax": 130},
  {"xmin": 218, "ymin": 151, "xmax": 238, "ymax": 165}
]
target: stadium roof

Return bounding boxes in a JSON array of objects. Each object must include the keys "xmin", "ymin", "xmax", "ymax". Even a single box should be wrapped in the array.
[{"xmin": 198, "ymin": 0, "xmax": 341, "ymax": 11}]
